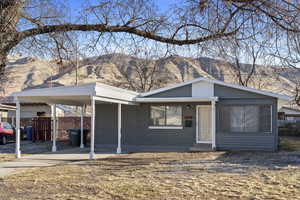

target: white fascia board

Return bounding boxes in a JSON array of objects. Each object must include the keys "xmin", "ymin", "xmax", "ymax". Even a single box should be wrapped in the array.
[
  {"xmin": 140, "ymin": 77, "xmax": 291, "ymax": 101},
  {"xmin": 205, "ymin": 78, "xmax": 291, "ymax": 101},
  {"xmin": 135, "ymin": 97, "xmax": 218, "ymax": 103},
  {"xmin": 93, "ymin": 96, "xmax": 137, "ymax": 105},
  {"xmin": 13, "ymin": 83, "xmax": 96, "ymax": 97}
]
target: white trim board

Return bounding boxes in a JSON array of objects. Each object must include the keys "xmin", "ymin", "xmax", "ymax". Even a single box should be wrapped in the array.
[
  {"xmin": 148, "ymin": 126, "xmax": 183, "ymax": 130},
  {"xmin": 140, "ymin": 77, "xmax": 291, "ymax": 101},
  {"xmin": 135, "ymin": 97, "xmax": 219, "ymax": 103},
  {"xmin": 13, "ymin": 82, "xmax": 138, "ymax": 105}
]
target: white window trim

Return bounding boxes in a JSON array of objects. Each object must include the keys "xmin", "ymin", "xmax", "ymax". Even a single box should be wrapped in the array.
[
  {"xmin": 149, "ymin": 105, "xmax": 183, "ymax": 128},
  {"xmin": 148, "ymin": 126, "xmax": 183, "ymax": 130}
]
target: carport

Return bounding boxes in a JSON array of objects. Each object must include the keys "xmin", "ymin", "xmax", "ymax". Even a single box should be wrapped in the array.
[{"xmin": 13, "ymin": 83, "xmax": 138, "ymax": 159}]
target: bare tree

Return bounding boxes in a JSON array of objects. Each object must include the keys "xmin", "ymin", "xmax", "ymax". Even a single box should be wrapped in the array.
[
  {"xmin": 217, "ymin": 37, "xmax": 268, "ymax": 87},
  {"xmin": 273, "ymin": 31, "xmax": 300, "ymax": 106},
  {"xmin": 1, "ymin": 0, "xmax": 300, "ymax": 79}
]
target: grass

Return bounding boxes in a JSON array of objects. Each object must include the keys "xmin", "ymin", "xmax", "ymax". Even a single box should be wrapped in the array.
[{"xmin": 0, "ymin": 151, "xmax": 300, "ymax": 200}]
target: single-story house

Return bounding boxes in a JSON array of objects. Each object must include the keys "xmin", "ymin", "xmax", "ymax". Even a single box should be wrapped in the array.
[
  {"xmin": 279, "ymin": 106, "xmax": 300, "ymax": 122},
  {"xmin": 13, "ymin": 77, "xmax": 290, "ymax": 159},
  {"xmin": 0, "ymin": 96, "xmax": 66, "ymax": 120}
]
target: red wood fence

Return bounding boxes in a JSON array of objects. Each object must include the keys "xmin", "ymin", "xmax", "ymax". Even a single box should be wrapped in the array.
[
  {"xmin": 31, "ymin": 117, "xmax": 91, "ymax": 142},
  {"xmin": 32, "ymin": 117, "xmax": 51, "ymax": 142}
]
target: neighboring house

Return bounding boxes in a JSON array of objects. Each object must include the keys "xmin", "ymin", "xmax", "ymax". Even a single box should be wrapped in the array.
[
  {"xmin": 13, "ymin": 77, "xmax": 290, "ymax": 157},
  {"xmin": 279, "ymin": 106, "xmax": 300, "ymax": 122},
  {"xmin": 0, "ymin": 96, "xmax": 66, "ymax": 119}
]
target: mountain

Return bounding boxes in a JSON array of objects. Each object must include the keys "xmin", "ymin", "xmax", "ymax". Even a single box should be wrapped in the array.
[{"xmin": 1, "ymin": 54, "xmax": 297, "ymax": 97}]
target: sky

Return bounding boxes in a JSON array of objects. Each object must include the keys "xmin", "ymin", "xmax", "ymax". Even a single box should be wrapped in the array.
[{"xmin": 67, "ymin": 0, "xmax": 178, "ymax": 16}]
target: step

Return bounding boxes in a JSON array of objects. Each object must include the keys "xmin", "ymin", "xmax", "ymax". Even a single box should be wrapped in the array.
[{"xmin": 189, "ymin": 143, "xmax": 213, "ymax": 152}]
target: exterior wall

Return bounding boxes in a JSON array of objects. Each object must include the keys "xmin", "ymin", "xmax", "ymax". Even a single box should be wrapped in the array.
[
  {"xmin": 148, "ymin": 85, "xmax": 192, "ymax": 97},
  {"xmin": 8, "ymin": 105, "xmax": 52, "ymax": 118},
  {"xmin": 95, "ymin": 102, "xmax": 209, "ymax": 151},
  {"xmin": 214, "ymin": 84, "xmax": 269, "ymax": 99},
  {"xmin": 192, "ymin": 81, "xmax": 214, "ymax": 98},
  {"xmin": 214, "ymin": 84, "xmax": 278, "ymax": 151},
  {"xmin": 94, "ymin": 83, "xmax": 279, "ymax": 152}
]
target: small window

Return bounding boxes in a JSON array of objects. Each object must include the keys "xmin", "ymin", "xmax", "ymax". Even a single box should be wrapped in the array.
[
  {"xmin": 150, "ymin": 105, "xmax": 182, "ymax": 128},
  {"xmin": 219, "ymin": 105, "xmax": 272, "ymax": 133}
]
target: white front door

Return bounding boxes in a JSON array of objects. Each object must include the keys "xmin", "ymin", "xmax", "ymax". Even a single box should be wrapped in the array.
[{"xmin": 196, "ymin": 105, "xmax": 212, "ymax": 143}]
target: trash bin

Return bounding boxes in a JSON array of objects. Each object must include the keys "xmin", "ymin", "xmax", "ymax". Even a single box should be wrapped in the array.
[
  {"xmin": 26, "ymin": 126, "xmax": 33, "ymax": 141},
  {"xmin": 68, "ymin": 129, "xmax": 89, "ymax": 147}
]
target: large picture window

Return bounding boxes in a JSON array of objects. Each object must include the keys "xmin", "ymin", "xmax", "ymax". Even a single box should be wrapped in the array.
[
  {"xmin": 219, "ymin": 105, "xmax": 272, "ymax": 133},
  {"xmin": 150, "ymin": 105, "xmax": 182, "ymax": 128}
]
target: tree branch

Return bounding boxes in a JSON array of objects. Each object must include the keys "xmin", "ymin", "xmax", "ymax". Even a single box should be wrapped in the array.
[{"xmin": 18, "ymin": 23, "xmax": 238, "ymax": 46}]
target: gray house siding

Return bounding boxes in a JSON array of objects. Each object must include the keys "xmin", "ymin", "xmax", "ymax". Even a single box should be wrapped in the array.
[
  {"xmin": 95, "ymin": 102, "xmax": 209, "ymax": 151},
  {"xmin": 94, "ymin": 103, "xmax": 118, "ymax": 145},
  {"xmin": 214, "ymin": 85, "xmax": 278, "ymax": 151},
  {"xmin": 147, "ymin": 85, "xmax": 192, "ymax": 97},
  {"xmin": 94, "ymin": 83, "xmax": 279, "ymax": 152},
  {"xmin": 214, "ymin": 84, "xmax": 270, "ymax": 99}
]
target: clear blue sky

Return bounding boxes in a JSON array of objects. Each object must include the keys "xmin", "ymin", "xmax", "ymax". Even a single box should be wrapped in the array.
[{"xmin": 67, "ymin": 0, "xmax": 178, "ymax": 16}]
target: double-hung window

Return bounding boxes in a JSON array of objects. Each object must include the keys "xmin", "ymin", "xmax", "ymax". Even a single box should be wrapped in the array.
[
  {"xmin": 219, "ymin": 105, "xmax": 272, "ymax": 133},
  {"xmin": 149, "ymin": 105, "xmax": 182, "ymax": 129}
]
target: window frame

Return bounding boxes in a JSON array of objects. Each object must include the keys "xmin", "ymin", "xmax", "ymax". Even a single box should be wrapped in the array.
[
  {"xmin": 149, "ymin": 105, "xmax": 183, "ymax": 129},
  {"xmin": 219, "ymin": 104, "xmax": 273, "ymax": 134}
]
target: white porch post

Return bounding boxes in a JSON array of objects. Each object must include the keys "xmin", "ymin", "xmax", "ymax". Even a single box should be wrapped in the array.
[
  {"xmin": 15, "ymin": 100, "xmax": 21, "ymax": 158},
  {"xmin": 211, "ymin": 101, "xmax": 216, "ymax": 150},
  {"xmin": 117, "ymin": 103, "xmax": 122, "ymax": 154},
  {"xmin": 51, "ymin": 104, "xmax": 57, "ymax": 152},
  {"xmin": 80, "ymin": 105, "xmax": 85, "ymax": 148},
  {"xmin": 89, "ymin": 97, "xmax": 95, "ymax": 159}
]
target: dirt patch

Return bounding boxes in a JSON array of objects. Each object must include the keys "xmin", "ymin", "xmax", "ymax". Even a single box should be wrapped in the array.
[{"xmin": 0, "ymin": 151, "xmax": 300, "ymax": 200}]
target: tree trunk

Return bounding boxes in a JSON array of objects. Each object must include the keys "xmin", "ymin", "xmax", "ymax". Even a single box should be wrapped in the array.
[
  {"xmin": 0, "ymin": 51, "xmax": 8, "ymax": 77},
  {"xmin": 0, "ymin": 0, "xmax": 25, "ymax": 78}
]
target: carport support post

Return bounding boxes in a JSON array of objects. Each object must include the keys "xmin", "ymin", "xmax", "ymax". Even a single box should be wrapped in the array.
[
  {"xmin": 89, "ymin": 97, "xmax": 95, "ymax": 159},
  {"xmin": 80, "ymin": 105, "xmax": 85, "ymax": 149},
  {"xmin": 15, "ymin": 100, "xmax": 21, "ymax": 158},
  {"xmin": 117, "ymin": 103, "xmax": 122, "ymax": 154},
  {"xmin": 211, "ymin": 101, "xmax": 216, "ymax": 150},
  {"xmin": 51, "ymin": 104, "xmax": 57, "ymax": 152}
]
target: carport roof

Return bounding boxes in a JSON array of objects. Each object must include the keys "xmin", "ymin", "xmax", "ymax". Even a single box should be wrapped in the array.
[
  {"xmin": 0, "ymin": 104, "xmax": 16, "ymax": 111},
  {"xmin": 12, "ymin": 82, "xmax": 138, "ymax": 106}
]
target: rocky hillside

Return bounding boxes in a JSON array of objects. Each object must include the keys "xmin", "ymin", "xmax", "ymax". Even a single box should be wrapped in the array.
[{"xmin": 1, "ymin": 54, "xmax": 297, "ymax": 97}]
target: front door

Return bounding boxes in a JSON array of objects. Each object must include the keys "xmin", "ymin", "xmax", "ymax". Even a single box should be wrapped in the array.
[{"xmin": 196, "ymin": 105, "xmax": 212, "ymax": 143}]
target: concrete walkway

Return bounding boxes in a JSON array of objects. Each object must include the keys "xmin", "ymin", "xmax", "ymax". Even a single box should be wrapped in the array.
[{"xmin": 0, "ymin": 148, "xmax": 115, "ymax": 177}]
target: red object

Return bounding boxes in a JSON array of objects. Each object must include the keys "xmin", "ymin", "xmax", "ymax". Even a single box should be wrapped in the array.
[{"xmin": 0, "ymin": 122, "xmax": 14, "ymax": 135}]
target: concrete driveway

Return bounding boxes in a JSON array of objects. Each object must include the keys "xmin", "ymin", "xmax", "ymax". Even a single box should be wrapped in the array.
[{"xmin": 0, "ymin": 148, "xmax": 115, "ymax": 177}]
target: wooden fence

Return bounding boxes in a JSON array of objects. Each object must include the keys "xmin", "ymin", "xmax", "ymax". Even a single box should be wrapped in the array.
[
  {"xmin": 32, "ymin": 117, "xmax": 52, "ymax": 142},
  {"xmin": 3, "ymin": 117, "xmax": 91, "ymax": 142},
  {"xmin": 57, "ymin": 117, "xmax": 91, "ymax": 140}
]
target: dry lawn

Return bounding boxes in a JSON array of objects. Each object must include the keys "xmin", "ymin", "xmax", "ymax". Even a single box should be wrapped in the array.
[
  {"xmin": 280, "ymin": 137, "xmax": 300, "ymax": 151},
  {"xmin": 0, "ymin": 151, "xmax": 300, "ymax": 200},
  {"xmin": 0, "ymin": 154, "xmax": 14, "ymax": 162}
]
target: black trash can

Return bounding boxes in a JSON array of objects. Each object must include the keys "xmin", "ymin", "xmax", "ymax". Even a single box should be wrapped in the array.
[{"xmin": 68, "ymin": 128, "xmax": 89, "ymax": 147}]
